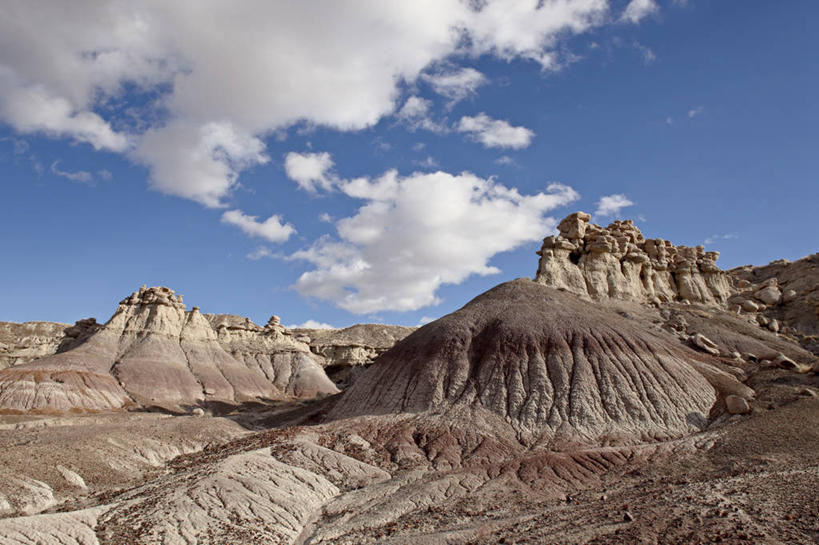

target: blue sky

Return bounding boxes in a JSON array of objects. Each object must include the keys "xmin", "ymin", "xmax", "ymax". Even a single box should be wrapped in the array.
[{"xmin": 0, "ymin": 1, "xmax": 817, "ymax": 327}]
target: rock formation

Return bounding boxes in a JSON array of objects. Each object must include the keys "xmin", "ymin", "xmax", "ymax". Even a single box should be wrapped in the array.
[
  {"xmin": 0, "ymin": 215, "xmax": 816, "ymax": 545},
  {"xmin": 0, "ymin": 319, "xmax": 99, "ymax": 369},
  {"xmin": 728, "ymin": 254, "xmax": 819, "ymax": 355},
  {"xmin": 333, "ymin": 279, "xmax": 749, "ymax": 446},
  {"xmin": 292, "ymin": 324, "xmax": 416, "ymax": 386},
  {"xmin": 535, "ymin": 212, "xmax": 733, "ymax": 305},
  {"xmin": 0, "ymin": 287, "xmax": 338, "ymax": 413}
]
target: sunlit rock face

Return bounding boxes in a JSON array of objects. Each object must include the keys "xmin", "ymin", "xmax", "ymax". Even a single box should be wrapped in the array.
[{"xmin": 534, "ymin": 212, "xmax": 733, "ymax": 306}]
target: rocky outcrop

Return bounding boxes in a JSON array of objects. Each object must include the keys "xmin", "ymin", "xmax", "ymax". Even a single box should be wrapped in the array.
[
  {"xmin": 0, "ymin": 319, "xmax": 99, "ymax": 369},
  {"xmin": 535, "ymin": 212, "xmax": 733, "ymax": 305},
  {"xmin": 0, "ymin": 287, "xmax": 338, "ymax": 413},
  {"xmin": 292, "ymin": 324, "xmax": 416, "ymax": 386},
  {"xmin": 728, "ymin": 254, "xmax": 819, "ymax": 355},
  {"xmin": 0, "ymin": 322, "xmax": 67, "ymax": 370},
  {"xmin": 204, "ymin": 313, "xmax": 334, "ymax": 398}
]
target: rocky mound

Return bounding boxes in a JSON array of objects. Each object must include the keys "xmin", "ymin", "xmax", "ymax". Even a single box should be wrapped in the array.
[
  {"xmin": 333, "ymin": 279, "xmax": 739, "ymax": 446},
  {"xmin": 535, "ymin": 212, "xmax": 733, "ymax": 305},
  {"xmin": 728, "ymin": 254, "xmax": 819, "ymax": 356},
  {"xmin": 0, "ymin": 287, "xmax": 338, "ymax": 413}
]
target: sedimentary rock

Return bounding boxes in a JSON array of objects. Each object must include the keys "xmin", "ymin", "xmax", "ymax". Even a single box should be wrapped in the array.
[
  {"xmin": 535, "ymin": 212, "xmax": 733, "ymax": 305},
  {"xmin": 0, "ymin": 287, "xmax": 337, "ymax": 413},
  {"xmin": 0, "ymin": 319, "xmax": 99, "ymax": 370},
  {"xmin": 292, "ymin": 324, "xmax": 416, "ymax": 386},
  {"xmin": 729, "ymin": 254, "xmax": 819, "ymax": 356},
  {"xmin": 333, "ymin": 279, "xmax": 738, "ymax": 446}
]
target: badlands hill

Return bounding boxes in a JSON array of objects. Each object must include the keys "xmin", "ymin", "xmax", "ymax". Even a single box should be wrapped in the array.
[
  {"xmin": 0, "ymin": 287, "xmax": 338, "ymax": 413},
  {"xmin": 0, "ymin": 212, "xmax": 816, "ymax": 544}
]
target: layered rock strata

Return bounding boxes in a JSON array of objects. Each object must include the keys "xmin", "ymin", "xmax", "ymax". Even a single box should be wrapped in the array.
[
  {"xmin": 535, "ymin": 212, "xmax": 733, "ymax": 305},
  {"xmin": 0, "ymin": 287, "xmax": 337, "ymax": 413},
  {"xmin": 332, "ymin": 279, "xmax": 748, "ymax": 446},
  {"xmin": 293, "ymin": 324, "xmax": 416, "ymax": 386},
  {"xmin": 0, "ymin": 319, "xmax": 99, "ymax": 369}
]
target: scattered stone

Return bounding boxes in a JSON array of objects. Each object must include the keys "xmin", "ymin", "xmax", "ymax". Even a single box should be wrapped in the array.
[
  {"xmin": 741, "ymin": 299, "xmax": 760, "ymax": 313},
  {"xmin": 725, "ymin": 395, "xmax": 751, "ymax": 415},
  {"xmin": 690, "ymin": 333, "xmax": 720, "ymax": 356},
  {"xmin": 191, "ymin": 408, "xmax": 205, "ymax": 417},
  {"xmin": 774, "ymin": 354, "xmax": 799, "ymax": 371}
]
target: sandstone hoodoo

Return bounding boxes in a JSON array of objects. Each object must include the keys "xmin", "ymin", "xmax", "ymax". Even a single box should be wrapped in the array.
[
  {"xmin": 332, "ymin": 279, "xmax": 749, "ymax": 446},
  {"xmin": 535, "ymin": 212, "xmax": 733, "ymax": 305},
  {"xmin": 0, "ymin": 286, "xmax": 338, "ymax": 413}
]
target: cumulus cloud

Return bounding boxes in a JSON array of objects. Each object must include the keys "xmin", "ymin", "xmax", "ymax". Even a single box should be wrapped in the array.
[
  {"xmin": 287, "ymin": 319, "xmax": 336, "ymax": 330},
  {"xmin": 221, "ymin": 209, "xmax": 295, "ymax": 243},
  {"xmin": 284, "ymin": 152, "xmax": 336, "ymax": 193},
  {"xmin": 291, "ymin": 159, "xmax": 579, "ymax": 313},
  {"xmin": 396, "ymin": 96, "xmax": 447, "ymax": 133},
  {"xmin": 621, "ymin": 0, "xmax": 659, "ymax": 24},
  {"xmin": 50, "ymin": 160, "xmax": 93, "ymax": 183},
  {"xmin": 457, "ymin": 113, "xmax": 535, "ymax": 149},
  {"xmin": 134, "ymin": 121, "xmax": 269, "ymax": 207},
  {"xmin": 594, "ymin": 194, "xmax": 634, "ymax": 217},
  {"xmin": 422, "ymin": 66, "xmax": 487, "ymax": 104},
  {"xmin": 0, "ymin": 1, "xmax": 614, "ymax": 208}
]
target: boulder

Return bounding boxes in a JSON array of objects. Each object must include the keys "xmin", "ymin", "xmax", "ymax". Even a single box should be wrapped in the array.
[
  {"xmin": 755, "ymin": 285, "xmax": 782, "ymax": 306},
  {"xmin": 725, "ymin": 395, "xmax": 751, "ymax": 415}
]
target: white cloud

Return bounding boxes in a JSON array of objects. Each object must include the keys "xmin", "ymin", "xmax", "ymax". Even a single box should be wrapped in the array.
[
  {"xmin": 287, "ymin": 319, "xmax": 336, "ymax": 330},
  {"xmin": 284, "ymin": 151, "xmax": 336, "ymax": 193},
  {"xmin": 495, "ymin": 155, "xmax": 516, "ymax": 166},
  {"xmin": 134, "ymin": 121, "xmax": 269, "ymax": 207},
  {"xmin": 412, "ymin": 142, "xmax": 426, "ymax": 152},
  {"xmin": 422, "ymin": 66, "xmax": 487, "ymax": 104},
  {"xmin": 665, "ymin": 116, "xmax": 674, "ymax": 125},
  {"xmin": 621, "ymin": 0, "xmax": 659, "ymax": 24},
  {"xmin": 704, "ymin": 233, "xmax": 737, "ymax": 245},
  {"xmin": 221, "ymin": 209, "xmax": 295, "ymax": 243},
  {"xmin": 595, "ymin": 194, "xmax": 634, "ymax": 217},
  {"xmin": 396, "ymin": 96, "xmax": 447, "ymax": 133},
  {"xmin": 417, "ymin": 316, "xmax": 437, "ymax": 326},
  {"xmin": 633, "ymin": 41, "xmax": 656, "ymax": 64},
  {"xmin": 464, "ymin": 1, "xmax": 608, "ymax": 69},
  {"xmin": 0, "ymin": 70, "xmax": 130, "ymax": 152},
  {"xmin": 50, "ymin": 160, "xmax": 93, "ymax": 183},
  {"xmin": 291, "ymin": 159, "xmax": 580, "ymax": 313},
  {"xmin": 0, "ymin": 1, "xmax": 613, "ymax": 208},
  {"xmin": 97, "ymin": 169, "xmax": 112, "ymax": 180},
  {"xmin": 319, "ymin": 212, "xmax": 333, "ymax": 223},
  {"xmin": 415, "ymin": 156, "xmax": 439, "ymax": 168},
  {"xmin": 246, "ymin": 246, "xmax": 275, "ymax": 260},
  {"xmin": 688, "ymin": 105, "xmax": 705, "ymax": 118},
  {"xmin": 457, "ymin": 113, "xmax": 535, "ymax": 149}
]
